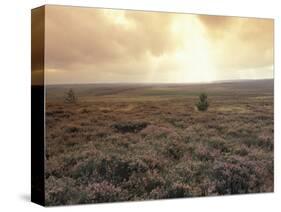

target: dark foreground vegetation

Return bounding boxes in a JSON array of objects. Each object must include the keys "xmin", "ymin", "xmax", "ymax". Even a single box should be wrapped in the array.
[{"xmin": 45, "ymin": 79, "xmax": 273, "ymax": 205}]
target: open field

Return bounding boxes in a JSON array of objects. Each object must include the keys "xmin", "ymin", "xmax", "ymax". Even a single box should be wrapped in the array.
[{"xmin": 45, "ymin": 79, "xmax": 273, "ymax": 205}]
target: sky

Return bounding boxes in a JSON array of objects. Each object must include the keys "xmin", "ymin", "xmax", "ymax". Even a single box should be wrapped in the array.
[{"xmin": 33, "ymin": 5, "xmax": 274, "ymax": 84}]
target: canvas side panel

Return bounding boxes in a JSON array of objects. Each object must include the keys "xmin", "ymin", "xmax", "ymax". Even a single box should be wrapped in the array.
[{"xmin": 31, "ymin": 6, "xmax": 45, "ymax": 206}]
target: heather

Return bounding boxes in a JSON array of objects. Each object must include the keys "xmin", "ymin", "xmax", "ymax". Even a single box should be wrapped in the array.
[{"xmin": 45, "ymin": 80, "xmax": 273, "ymax": 205}]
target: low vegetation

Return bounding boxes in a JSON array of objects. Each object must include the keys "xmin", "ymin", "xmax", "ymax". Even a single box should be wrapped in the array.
[{"xmin": 45, "ymin": 80, "xmax": 273, "ymax": 205}]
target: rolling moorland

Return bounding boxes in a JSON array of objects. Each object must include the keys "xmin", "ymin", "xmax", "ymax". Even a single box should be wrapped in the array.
[{"xmin": 45, "ymin": 79, "xmax": 273, "ymax": 205}]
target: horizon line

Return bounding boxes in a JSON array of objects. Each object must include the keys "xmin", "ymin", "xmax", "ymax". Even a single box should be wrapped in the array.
[{"xmin": 44, "ymin": 78, "xmax": 274, "ymax": 86}]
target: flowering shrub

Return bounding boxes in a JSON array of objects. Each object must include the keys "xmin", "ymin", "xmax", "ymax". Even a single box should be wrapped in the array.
[
  {"xmin": 87, "ymin": 181, "xmax": 126, "ymax": 203},
  {"xmin": 45, "ymin": 84, "xmax": 273, "ymax": 205},
  {"xmin": 213, "ymin": 156, "xmax": 270, "ymax": 194}
]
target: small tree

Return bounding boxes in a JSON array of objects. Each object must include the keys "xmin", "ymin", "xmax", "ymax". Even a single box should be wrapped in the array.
[
  {"xmin": 196, "ymin": 93, "xmax": 209, "ymax": 111},
  {"xmin": 64, "ymin": 88, "xmax": 77, "ymax": 104}
]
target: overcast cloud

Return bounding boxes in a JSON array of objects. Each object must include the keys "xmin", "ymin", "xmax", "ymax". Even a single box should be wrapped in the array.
[{"xmin": 32, "ymin": 5, "xmax": 274, "ymax": 84}]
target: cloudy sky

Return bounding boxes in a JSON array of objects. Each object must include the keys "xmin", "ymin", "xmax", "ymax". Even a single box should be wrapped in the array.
[{"xmin": 37, "ymin": 5, "xmax": 274, "ymax": 84}]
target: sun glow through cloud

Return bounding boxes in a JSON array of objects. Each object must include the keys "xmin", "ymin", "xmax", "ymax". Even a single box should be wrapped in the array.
[
  {"xmin": 170, "ymin": 16, "xmax": 217, "ymax": 83},
  {"xmin": 38, "ymin": 6, "xmax": 274, "ymax": 85}
]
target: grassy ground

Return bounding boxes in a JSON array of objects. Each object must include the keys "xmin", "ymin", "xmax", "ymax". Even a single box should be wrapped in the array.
[{"xmin": 45, "ymin": 79, "xmax": 273, "ymax": 205}]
